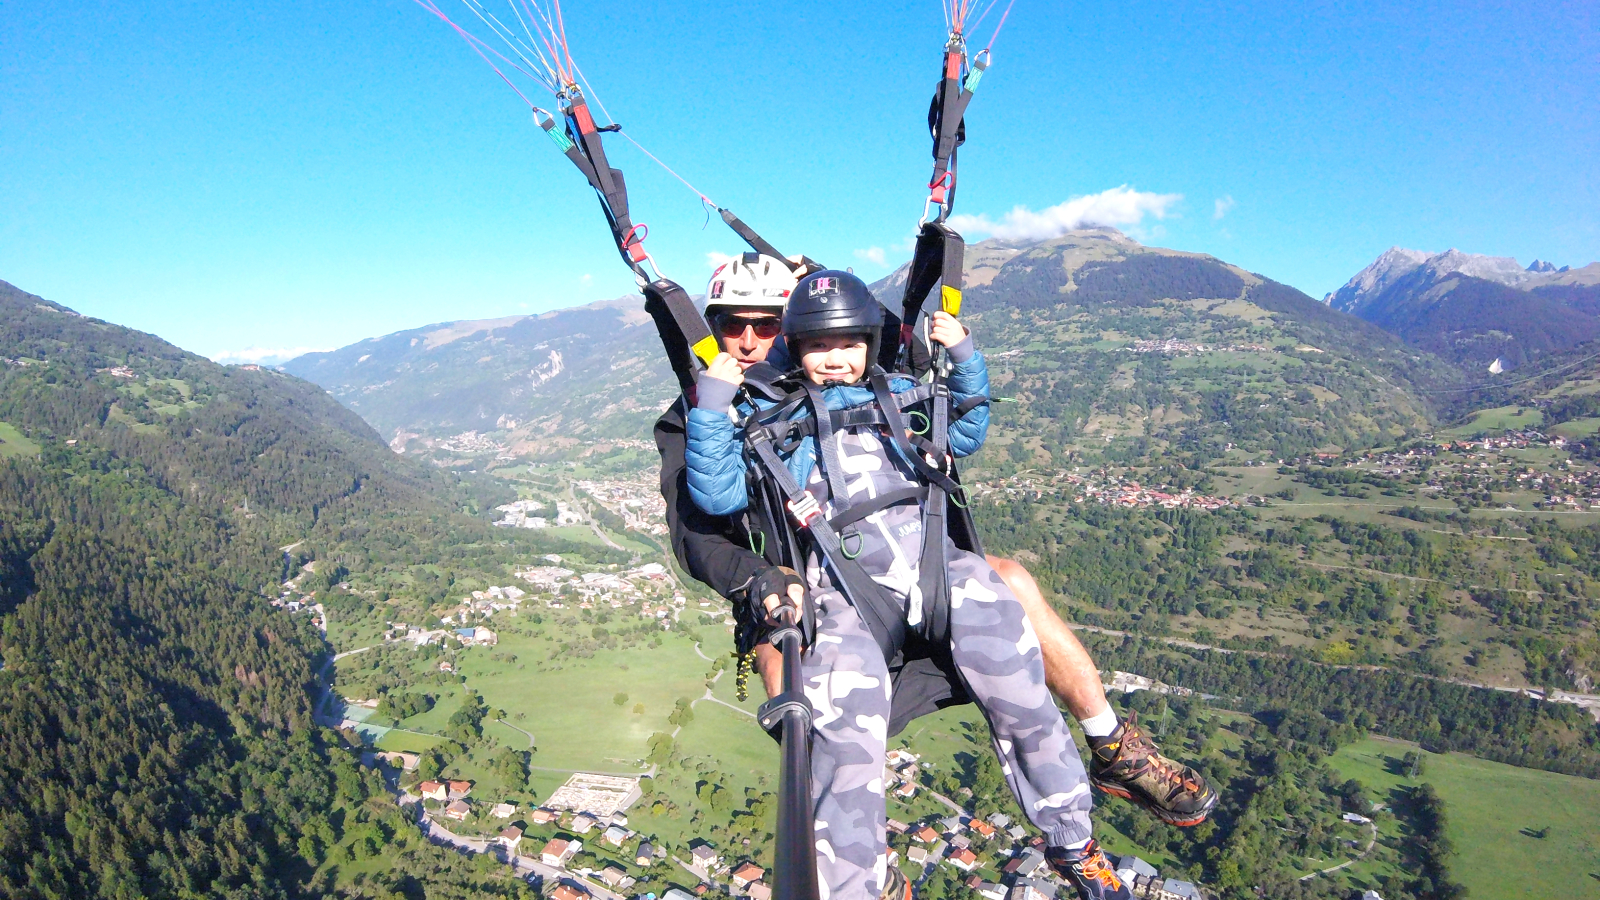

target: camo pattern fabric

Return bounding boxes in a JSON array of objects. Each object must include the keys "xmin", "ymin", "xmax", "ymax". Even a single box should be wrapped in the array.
[{"xmin": 800, "ymin": 426, "xmax": 1094, "ymax": 898}]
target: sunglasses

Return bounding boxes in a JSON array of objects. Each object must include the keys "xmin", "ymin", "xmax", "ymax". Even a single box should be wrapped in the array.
[{"xmin": 714, "ymin": 315, "xmax": 783, "ymax": 340}]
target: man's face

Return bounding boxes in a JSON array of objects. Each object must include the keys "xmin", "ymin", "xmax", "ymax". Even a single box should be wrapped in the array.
[{"xmin": 713, "ymin": 308, "xmax": 783, "ymax": 370}]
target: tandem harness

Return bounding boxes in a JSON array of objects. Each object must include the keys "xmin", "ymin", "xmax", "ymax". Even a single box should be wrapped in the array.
[{"xmin": 737, "ymin": 370, "xmax": 990, "ymax": 666}]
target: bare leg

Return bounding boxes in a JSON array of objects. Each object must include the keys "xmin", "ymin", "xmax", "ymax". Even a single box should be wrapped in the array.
[
  {"xmin": 755, "ymin": 642, "xmax": 783, "ymax": 699},
  {"xmin": 987, "ymin": 555, "xmax": 1113, "ymax": 722}
]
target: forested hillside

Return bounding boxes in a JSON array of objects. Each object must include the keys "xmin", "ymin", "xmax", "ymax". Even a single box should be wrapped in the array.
[{"xmin": 0, "ymin": 280, "xmax": 550, "ymax": 899}]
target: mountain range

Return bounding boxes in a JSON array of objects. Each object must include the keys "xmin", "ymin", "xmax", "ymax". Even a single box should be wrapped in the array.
[
  {"xmin": 284, "ymin": 227, "xmax": 1458, "ymax": 468},
  {"xmin": 1326, "ymin": 247, "xmax": 1600, "ymax": 371}
]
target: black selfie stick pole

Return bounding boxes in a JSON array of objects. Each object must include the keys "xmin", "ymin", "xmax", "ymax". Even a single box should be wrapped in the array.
[{"xmin": 757, "ymin": 606, "xmax": 820, "ymax": 900}]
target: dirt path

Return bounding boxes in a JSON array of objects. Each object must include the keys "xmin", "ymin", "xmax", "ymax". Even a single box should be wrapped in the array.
[{"xmin": 1298, "ymin": 820, "xmax": 1377, "ymax": 881}]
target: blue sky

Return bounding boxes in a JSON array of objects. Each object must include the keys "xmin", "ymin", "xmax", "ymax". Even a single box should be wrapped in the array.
[{"xmin": 2, "ymin": 0, "xmax": 1595, "ymax": 362}]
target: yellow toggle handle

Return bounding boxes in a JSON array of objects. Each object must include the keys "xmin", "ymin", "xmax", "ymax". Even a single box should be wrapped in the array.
[
  {"xmin": 941, "ymin": 285, "xmax": 963, "ymax": 317},
  {"xmin": 691, "ymin": 335, "xmax": 721, "ymax": 367}
]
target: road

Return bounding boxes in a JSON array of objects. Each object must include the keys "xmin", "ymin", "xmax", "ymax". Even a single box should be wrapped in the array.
[
  {"xmin": 1298, "ymin": 820, "xmax": 1378, "ymax": 881},
  {"xmin": 568, "ymin": 484, "xmax": 630, "ymax": 554},
  {"xmin": 1069, "ymin": 623, "xmax": 1600, "ymax": 721}
]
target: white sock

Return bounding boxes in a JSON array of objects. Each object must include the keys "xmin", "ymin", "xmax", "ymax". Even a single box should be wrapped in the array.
[
  {"xmin": 1063, "ymin": 837, "xmax": 1091, "ymax": 850},
  {"xmin": 1078, "ymin": 705, "xmax": 1119, "ymax": 739}
]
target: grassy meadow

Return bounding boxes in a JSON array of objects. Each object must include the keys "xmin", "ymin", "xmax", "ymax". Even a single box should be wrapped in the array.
[{"xmin": 1328, "ymin": 735, "xmax": 1600, "ymax": 898}]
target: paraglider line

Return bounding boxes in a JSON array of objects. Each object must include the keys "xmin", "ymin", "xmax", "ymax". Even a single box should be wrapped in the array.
[{"xmin": 414, "ymin": 0, "xmax": 539, "ymax": 109}]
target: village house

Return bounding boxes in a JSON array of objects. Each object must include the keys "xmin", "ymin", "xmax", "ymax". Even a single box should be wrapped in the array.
[
  {"xmin": 530, "ymin": 807, "xmax": 559, "ymax": 825},
  {"xmin": 571, "ymin": 813, "xmax": 596, "ymax": 833},
  {"xmin": 376, "ymin": 751, "xmax": 419, "ymax": 771},
  {"xmin": 885, "ymin": 819, "xmax": 910, "ymax": 835},
  {"xmin": 634, "ymin": 842, "xmax": 654, "ymax": 866},
  {"xmin": 601, "ymin": 824, "xmax": 628, "ymax": 846},
  {"xmin": 418, "ymin": 781, "xmax": 447, "ymax": 801},
  {"xmin": 969, "ymin": 819, "xmax": 995, "ymax": 839},
  {"xmin": 490, "ymin": 802, "xmax": 516, "ymax": 819},
  {"xmin": 447, "ymin": 779, "xmax": 472, "ymax": 798},
  {"xmin": 690, "ymin": 842, "xmax": 720, "ymax": 871},
  {"xmin": 744, "ymin": 882, "xmax": 772, "ymax": 900},
  {"xmin": 540, "ymin": 837, "xmax": 580, "ymax": 867},
  {"xmin": 443, "ymin": 799, "xmax": 471, "ymax": 821},
  {"xmin": 947, "ymin": 848, "xmax": 979, "ymax": 871},
  {"xmin": 906, "ymin": 846, "xmax": 930, "ymax": 865},
  {"xmin": 912, "ymin": 825, "xmax": 940, "ymax": 844},
  {"xmin": 497, "ymin": 826, "xmax": 522, "ymax": 851},
  {"xmin": 730, "ymin": 862, "xmax": 764, "ymax": 889},
  {"xmin": 969, "ymin": 880, "xmax": 1006, "ymax": 900},
  {"xmin": 550, "ymin": 884, "xmax": 589, "ymax": 900},
  {"xmin": 598, "ymin": 865, "xmax": 630, "ymax": 888},
  {"xmin": 1003, "ymin": 847, "xmax": 1045, "ymax": 877}
]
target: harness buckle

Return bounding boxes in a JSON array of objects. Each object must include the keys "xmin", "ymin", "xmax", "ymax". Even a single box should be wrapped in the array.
[{"xmin": 786, "ymin": 491, "xmax": 823, "ymax": 528}]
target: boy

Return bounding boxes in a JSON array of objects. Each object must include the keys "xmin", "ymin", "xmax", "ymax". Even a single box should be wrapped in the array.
[{"xmin": 684, "ymin": 270, "xmax": 1130, "ymax": 900}]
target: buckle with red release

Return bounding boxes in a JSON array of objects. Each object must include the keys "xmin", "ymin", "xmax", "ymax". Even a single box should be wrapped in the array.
[{"xmin": 786, "ymin": 491, "xmax": 823, "ymax": 528}]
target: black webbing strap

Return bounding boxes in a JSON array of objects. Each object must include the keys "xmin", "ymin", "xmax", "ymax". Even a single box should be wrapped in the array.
[
  {"xmin": 801, "ymin": 382, "xmax": 851, "ymax": 508},
  {"xmin": 927, "ymin": 47, "xmax": 975, "ymax": 216},
  {"xmin": 642, "ymin": 279, "xmax": 719, "ymax": 393},
  {"xmin": 827, "ymin": 486, "xmax": 925, "ymax": 533},
  {"xmin": 717, "ymin": 208, "xmax": 824, "ymax": 273},
  {"xmin": 870, "ymin": 373, "xmax": 954, "ymax": 642},
  {"xmin": 897, "ymin": 222, "xmax": 967, "ymax": 378},
  {"xmin": 954, "ymin": 395, "xmax": 990, "ymax": 419},
  {"xmin": 746, "ymin": 434, "xmax": 907, "ymax": 662}
]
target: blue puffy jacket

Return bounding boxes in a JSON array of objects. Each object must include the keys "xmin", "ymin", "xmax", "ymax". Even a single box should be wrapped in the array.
[{"xmin": 685, "ymin": 348, "xmax": 991, "ymax": 517}]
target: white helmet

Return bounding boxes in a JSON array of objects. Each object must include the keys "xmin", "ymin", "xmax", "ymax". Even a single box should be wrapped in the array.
[{"xmin": 705, "ymin": 253, "xmax": 797, "ymax": 313}]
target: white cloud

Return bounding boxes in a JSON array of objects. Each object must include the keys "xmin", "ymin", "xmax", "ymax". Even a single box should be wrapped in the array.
[
  {"xmin": 706, "ymin": 251, "xmax": 736, "ymax": 270},
  {"xmin": 1213, "ymin": 195, "xmax": 1236, "ymax": 220},
  {"xmin": 853, "ymin": 246, "xmax": 887, "ymax": 266},
  {"xmin": 947, "ymin": 186, "xmax": 1182, "ymax": 242},
  {"xmin": 210, "ymin": 346, "xmax": 331, "ymax": 366},
  {"xmin": 580, "ymin": 273, "xmax": 593, "ymax": 285}
]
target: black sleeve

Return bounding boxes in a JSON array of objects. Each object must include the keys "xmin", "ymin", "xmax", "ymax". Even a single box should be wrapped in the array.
[{"xmin": 655, "ymin": 397, "xmax": 770, "ymax": 601}]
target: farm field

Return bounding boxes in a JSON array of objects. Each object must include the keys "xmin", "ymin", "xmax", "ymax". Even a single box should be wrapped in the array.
[
  {"xmin": 1328, "ymin": 735, "xmax": 1600, "ymax": 899},
  {"xmin": 0, "ymin": 421, "xmax": 40, "ymax": 457}
]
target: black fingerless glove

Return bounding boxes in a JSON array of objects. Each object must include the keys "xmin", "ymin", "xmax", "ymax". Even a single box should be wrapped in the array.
[{"xmin": 748, "ymin": 565, "xmax": 803, "ymax": 623}]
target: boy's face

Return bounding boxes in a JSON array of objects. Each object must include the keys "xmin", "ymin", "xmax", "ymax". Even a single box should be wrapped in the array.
[{"xmin": 797, "ymin": 333, "xmax": 868, "ymax": 384}]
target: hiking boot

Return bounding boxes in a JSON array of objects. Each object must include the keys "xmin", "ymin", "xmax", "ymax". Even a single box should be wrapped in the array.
[
  {"xmin": 1088, "ymin": 712, "xmax": 1218, "ymax": 826},
  {"xmin": 1046, "ymin": 839, "xmax": 1131, "ymax": 900},
  {"xmin": 879, "ymin": 862, "xmax": 911, "ymax": 900}
]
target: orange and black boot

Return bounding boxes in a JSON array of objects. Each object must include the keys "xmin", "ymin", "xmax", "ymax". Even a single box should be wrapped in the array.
[
  {"xmin": 878, "ymin": 863, "xmax": 911, "ymax": 900},
  {"xmin": 1088, "ymin": 712, "xmax": 1218, "ymax": 826},
  {"xmin": 1046, "ymin": 839, "xmax": 1131, "ymax": 900}
]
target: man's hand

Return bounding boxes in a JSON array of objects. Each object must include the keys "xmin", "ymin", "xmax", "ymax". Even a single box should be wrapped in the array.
[
  {"xmin": 929, "ymin": 311, "xmax": 967, "ymax": 349},
  {"xmin": 749, "ymin": 566, "xmax": 804, "ymax": 624},
  {"xmin": 706, "ymin": 352, "xmax": 746, "ymax": 386},
  {"xmin": 785, "ymin": 255, "xmax": 823, "ymax": 278}
]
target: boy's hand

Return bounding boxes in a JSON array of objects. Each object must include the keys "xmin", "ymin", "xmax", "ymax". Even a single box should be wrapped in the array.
[
  {"xmin": 705, "ymin": 353, "xmax": 746, "ymax": 386},
  {"xmin": 929, "ymin": 311, "xmax": 967, "ymax": 349}
]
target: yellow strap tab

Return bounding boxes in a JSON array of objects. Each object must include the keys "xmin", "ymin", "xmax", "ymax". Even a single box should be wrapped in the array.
[
  {"xmin": 940, "ymin": 285, "xmax": 963, "ymax": 317},
  {"xmin": 691, "ymin": 334, "xmax": 720, "ymax": 367}
]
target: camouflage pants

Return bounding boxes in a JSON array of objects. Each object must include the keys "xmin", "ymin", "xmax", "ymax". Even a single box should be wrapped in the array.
[{"xmin": 802, "ymin": 548, "xmax": 1094, "ymax": 898}]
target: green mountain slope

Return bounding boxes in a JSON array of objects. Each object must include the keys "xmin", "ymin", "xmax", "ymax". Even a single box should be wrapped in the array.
[
  {"xmin": 920, "ymin": 230, "xmax": 1460, "ymax": 469},
  {"xmin": 0, "ymin": 279, "xmax": 545, "ymax": 899},
  {"xmin": 281, "ymin": 296, "xmax": 681, "ymax": 456}
]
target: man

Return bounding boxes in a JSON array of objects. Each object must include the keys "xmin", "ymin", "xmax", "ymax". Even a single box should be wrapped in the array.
[{"xmin": 651, "ymin": 254, "xmax": 1215, "ymax": 892}]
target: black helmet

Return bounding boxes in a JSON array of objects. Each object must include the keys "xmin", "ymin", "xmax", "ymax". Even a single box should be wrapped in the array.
[{"xmin": 783, "ymin": 270, "xmax": 884, "ymax": 366}]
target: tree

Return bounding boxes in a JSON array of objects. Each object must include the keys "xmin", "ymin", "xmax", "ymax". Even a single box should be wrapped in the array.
[
  {"xmin": 632, "ymin": 702, "xmax": 645, "ymax": 714},
  {"xmin": 613, "ymin": 692, "xmax": 629, "ymax": 707}
]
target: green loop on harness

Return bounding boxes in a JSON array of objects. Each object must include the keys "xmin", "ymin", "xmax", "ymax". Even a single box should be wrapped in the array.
[
  {"xmin": 749, "ymin": 530, "xmax": 766, "ymax": 557},
  {"xmin": 950, "ymin": 487, "xmax": 971, "ymax": 509},
  {"xmin": 907, "ymin": 410, "xmax": 931, "ymax": 435},
  {"xmin": 841, "ymin": 530, "xmax": 864, "ymax": 559},
  {"xmin": 964, "ymin": 67, "xmax": 985, "ymax": 93}
]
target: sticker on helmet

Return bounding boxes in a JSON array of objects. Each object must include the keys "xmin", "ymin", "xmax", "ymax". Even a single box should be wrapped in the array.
[
  {"xmin": 709, "ymin": 281, "xmax": 725, "ymax": 299},
  {"xmin": 812, "ymin": 277, "xmax": 839, "ymax": 295}
]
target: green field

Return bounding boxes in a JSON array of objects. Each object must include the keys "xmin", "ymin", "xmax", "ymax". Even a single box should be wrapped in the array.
[
  {"xmin": 1551, "ymin": 417, "xmax": 1600, "ymax": 439},
  {"xmin": 0, "ymin": 421, "xmax": 40, "ymax": 457},
  {"xmin": 1328, "ymin": 736, "xmax": 1600, "ymax": 899},
  {"xmin": 1443, "ymin": 405, "xmax": 1544, "ymax": 436}
]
